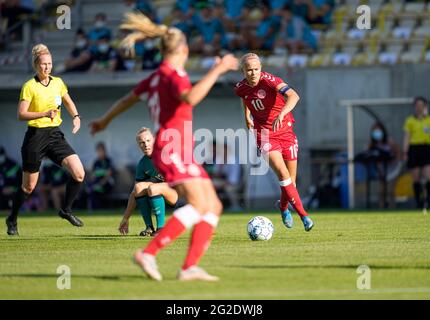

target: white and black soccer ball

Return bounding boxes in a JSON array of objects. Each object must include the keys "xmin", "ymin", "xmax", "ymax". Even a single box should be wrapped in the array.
[{"xmin": 247, "ymin": 216, "xmax": 274, "ymax": 241}]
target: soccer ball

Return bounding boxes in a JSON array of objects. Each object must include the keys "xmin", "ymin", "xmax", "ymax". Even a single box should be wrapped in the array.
[{"xmin": 247, "ymin": 216, "xmax": 274, "ymax": 241}]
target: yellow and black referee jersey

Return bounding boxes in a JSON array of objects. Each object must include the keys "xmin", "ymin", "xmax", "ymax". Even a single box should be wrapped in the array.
[
  {"xmin": 403, "ymin": 115, "xmax": 430, "ymax": 145},
  {"xmin": 19, "ymin": 75, "xmax": 68, "ymax": 128}
]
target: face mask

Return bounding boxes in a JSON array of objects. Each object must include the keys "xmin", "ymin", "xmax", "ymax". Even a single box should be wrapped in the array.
[
  {"xmin": 75, "ymin": 39, "xmax": 87, "ymax": 49},
  {"xmin": 0, "ymin": 155, "xmax": 5, "ymax": 164},
  {"xmin": 371, "ymin": 129, "xmax": 384, "ymax": 141},
  {"xmin": 98, "ymin": 43, "xmax": 109, "ymax": 53},
  {"xmin": 94, "ymin": 20, "xmax": 105, "ymax": 28}
]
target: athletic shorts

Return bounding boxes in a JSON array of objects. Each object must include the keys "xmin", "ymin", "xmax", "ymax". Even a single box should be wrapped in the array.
[
  {"xmin": 21, "ymin": 126, "xmax": 75, "ymax": 173},
  {"xmin": 151, "ymin": 145, "xmax": 210, "ymax": 187},
  {"xmin": 256, "ymin": 133, "xmax": 299, "ymax": 161},
  {"xmin": 407, "ymin": 144, "xmax": 430, "ymax": 169}
]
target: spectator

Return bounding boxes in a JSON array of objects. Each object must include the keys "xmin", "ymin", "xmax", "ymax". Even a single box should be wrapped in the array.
[
  {"xmin": 310, "ymin": 0, "xmax": 334, "ymax": 28},
  {"xmin": 135, "ymin": 0, "xmax": 159, "ymax": 22},
  {"xmin": 273, "ymin": 4, "xmax": 317, "ymax": 55},
  {"xmin": 39, "ymin": 160, "xmax": 68, "ymax": 211},
  {"xmin": 245, "ymin": 2, "xmax": 281, "ymax": 51},
  {"xmin": 359, "ymin": 122, "xmax": 400, "ymax": 208},
  {"xmin": 140, "ymin": 39, "xmax": 162, "ymax": 70},
  {"xmin": 403, "ymin": 96, "xmax": 430, "ymax": 211},
  {"xmin": 175, "ymin": 0, "xmax": 197, "ymax": 18},
  {"xmin": 90, "ymin": 36, "xmax": 125, "ymax": 72},
  {"xmin": 190, "ymin": 1, "xmax": 227, "ymax": 56},
  {"xmin": 170, "ymin": 6, "xmax": 192, "ymax": 37},
  {"xmin": 0, "ymin": 146, "xmax": 21, "ymax": 210},
  {"xmin": 291, "ymin": 0, "xmax": 316, "ymax": 23},
  {"xmin": 87, "ymin": 142, "xmax": 115, "ymax": 210},
  {"xmin": 1, "ymin": 0, "xmax": 35, "ymax": 39},
  {"xmin": 61, "ymin": 28, "xmax": 92, "ymax": 73},
  {"xmin": 87, "ymin": 12, "xmax": 112, "ymax": 44}
]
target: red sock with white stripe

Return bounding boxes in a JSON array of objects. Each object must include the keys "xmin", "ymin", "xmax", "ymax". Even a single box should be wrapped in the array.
[
  {"xmin": 144, "ymin": 204, "xmax": 201, "ymax": 256},
  {"xmin": 280, "ymin": 178, "xmax": 308, "ymax": 218},
  {"xmin": 182, "ymin": 212, "xmax": 219, "ymax": 270}
]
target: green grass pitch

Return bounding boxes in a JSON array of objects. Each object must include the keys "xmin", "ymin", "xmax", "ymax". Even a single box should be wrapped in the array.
[{"xmin": 0, "ymin": 210, "xmax": 429, "ymax": 299}]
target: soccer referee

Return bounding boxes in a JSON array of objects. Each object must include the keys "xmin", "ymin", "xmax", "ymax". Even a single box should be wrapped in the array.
[{"xmin": 6, "ymin": 44, "xmax": 85, "ymax": 235}]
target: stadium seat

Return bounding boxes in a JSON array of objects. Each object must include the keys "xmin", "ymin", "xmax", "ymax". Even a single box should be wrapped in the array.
[
  {"xmin": 265, "ymin": 55, "xmax": 287, "ymax": 68},
  {"xmin": 331, "ymin": 52, "xmax": 352, "ymax": 66},
  {"xmin": 399, "ymin": 51, "xmax": 422, "ymax": 64},
  {"xmin": 392, "ymin": 26, "xmax": 413, "ymax": 40},
  {"xmin": 309, "ymin": 53, "xmax": 330, "ymax": 67},
  {"xmin": 378, "ymin": 52, "xmax": 399, "ymax": 65},
  {"xmin": 404, "ymin": 2, "xmax": 426, "ymax": 14},
  {"xmin": 287, "ymin": 54, "xmax": 308, "ymax": 68}
]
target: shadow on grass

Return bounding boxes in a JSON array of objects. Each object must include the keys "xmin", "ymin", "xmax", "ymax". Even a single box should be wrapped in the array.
[
  {"xmin": 1, "ymin": 235, "xmax": 144, "ymax": 241},
  {"xmin": 234, "ymin": 264, "xmax": 430, "ymax": 270},
  {"xmin": 0, "ymin": 273, "xmax": 145, "ymax": 281}
]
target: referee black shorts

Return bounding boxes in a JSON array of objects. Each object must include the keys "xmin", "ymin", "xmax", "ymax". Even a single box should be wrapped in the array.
[
  {"xmin": 407, "ymin": 144, "xmax": 430, "ymax": 169},
  {"xmin": 21, "ymin": 126, "xmax": 76, "ymax": 173}
]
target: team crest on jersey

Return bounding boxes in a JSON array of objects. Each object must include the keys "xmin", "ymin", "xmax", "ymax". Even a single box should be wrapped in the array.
[
  {"xmin": 257, "ymin": 89, "xmax": 266, "ymax": 99},
  {"xmin": 262, "ymin": 142, "xmax": 272, "ymax": 151}
]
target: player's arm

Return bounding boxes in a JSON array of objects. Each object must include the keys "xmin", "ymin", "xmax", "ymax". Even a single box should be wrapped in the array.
[
  {"xmin": 17, "ymin": 99, "xmax": 56, "ymax": 121},
  {"xmin": 62, "ymin": 93, "xmax": 81, "ymax": 134},
  {"xmin": 181, "ymin": 54, "xmax": 238, "ymax": 107},
  {"xmin": 272, "ymin": 82, "xmax": 300, "ymax": 132},
  {"xmin": 241, "ymin": 99, "xmax": 254, "ymax": 129},
  {"xmin": 119, "ymin": 188, "xmax": 137, "ymax": 235},
  {"xmin": 89, "ymin": 91, "xmax": 140, "ymax": 135}
]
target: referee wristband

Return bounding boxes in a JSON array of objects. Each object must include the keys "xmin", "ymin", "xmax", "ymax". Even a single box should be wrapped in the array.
[{"xmin": 73, "ymin": 114, "xmax": 80, "ymax": 119}]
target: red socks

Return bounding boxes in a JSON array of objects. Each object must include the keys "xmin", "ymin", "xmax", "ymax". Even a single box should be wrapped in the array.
[
  {"xmin": 280, "ymin": 178, "xmax": 308, "ymax": 218},
  {"xmin": 144, "ymin": 204, "xmax": 200, "ymax": 256}
]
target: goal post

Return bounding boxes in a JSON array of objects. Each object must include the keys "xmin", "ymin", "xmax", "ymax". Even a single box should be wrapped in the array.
[{"xmin": 339, "ymin": 97, "xmax": 414, "ymax": 209}]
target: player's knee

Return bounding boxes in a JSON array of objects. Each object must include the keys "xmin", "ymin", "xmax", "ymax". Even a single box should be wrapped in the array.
[
  {"xmin": 147, "ymin": 185, "xmax": 160, "ymax": 197},
  {"xmin": 22, "ymin": 184, "xmax": 36, "ymax": 194},
  {"xmin": 72, "ymin": 170, "xmax": 85, "ymax": 183},
  {"xmin": 214, "ymin": 198, "xmax": 223, "ymax": 215}
]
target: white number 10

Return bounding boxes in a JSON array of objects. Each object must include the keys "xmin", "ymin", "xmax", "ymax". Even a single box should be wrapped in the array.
[{"xmin": 251, "ymin": 99, "xmax": 265, "ymax": 111}]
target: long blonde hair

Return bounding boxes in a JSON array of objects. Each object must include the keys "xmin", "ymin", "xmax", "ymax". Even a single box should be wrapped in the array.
[
  {"xmin": 31, "ymin": 43, "xmax": 51, "ymax": 69},
  {"xmin": 120, "ymin": 12, "xmax": 186, "ymax": 57}
]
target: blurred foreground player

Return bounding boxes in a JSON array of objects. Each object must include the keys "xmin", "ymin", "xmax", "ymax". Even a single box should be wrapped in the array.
[{"xmin": 89, "ymin": 13, "xmax": 238, "ymax": 281}]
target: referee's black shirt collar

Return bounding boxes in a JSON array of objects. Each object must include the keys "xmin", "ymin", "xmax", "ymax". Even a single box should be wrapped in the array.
[{"xmin": 34, "ymin": 75, "xmax": 53, "ymax": 87}]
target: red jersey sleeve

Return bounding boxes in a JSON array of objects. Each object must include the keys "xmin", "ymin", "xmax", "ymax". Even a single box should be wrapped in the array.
[
  {"xmin": 261, "ymin": 72, "xmax": 285, "ymax": 91},
  {"xmin": 169, "ymin": 70, "xmax": 192, "ymax": 101},
  {"xmin": 133, "ymin": 77, "xmax": 151, "ymax": 97},
  {"xmin": 234, "ymin": 81, "xmax": 245, "ymax": 98}
]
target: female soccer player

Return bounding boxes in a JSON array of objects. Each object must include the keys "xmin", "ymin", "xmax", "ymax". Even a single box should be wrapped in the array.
[
  {"xmin": 234, "ymin": 52, "xmax": 314, "ymax": 231},
  {"xmin": 6, "ymin": 44, "xmax": 85, "ymax": 236},
  {"xmin": 89, "ymin": 13, "xmax": 238, "ymax": 281},
  {"xmin": 118, "ymin": 127, "xmax": 179, "ymax": 237}
]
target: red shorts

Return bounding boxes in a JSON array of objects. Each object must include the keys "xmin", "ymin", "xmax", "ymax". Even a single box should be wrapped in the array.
[
  {"xmin": 256, "ymin": 134, "xmax": 299, "ymax": 161},
  {"xmin": 152, "ymin": 144, "xmax": 210, "ymax": 187}
]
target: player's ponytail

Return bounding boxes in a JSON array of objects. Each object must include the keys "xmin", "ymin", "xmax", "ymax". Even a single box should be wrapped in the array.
[
  {"xmin": 31, "ymin": 43, "xmax": 51, "ymax": 69},
  {"xmin": 120, "ymin": 12, "xmax": 186, "ymax": 57}
]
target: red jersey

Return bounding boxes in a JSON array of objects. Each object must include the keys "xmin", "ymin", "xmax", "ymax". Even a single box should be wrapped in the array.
[
  {"xmin": 133, "ymin": 60, "xmax": 193, "ymax": 135},
  {"xmin": 234, "ymin": 72, "xmax": 296, "ymax": 139},
  {"xmin": 133, "ymin": 60, "xmax": 209, "ymax": 184}
]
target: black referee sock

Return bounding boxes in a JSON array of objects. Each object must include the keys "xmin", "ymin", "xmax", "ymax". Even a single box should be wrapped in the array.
[
  {"xmin": 63, "ymin": 178, "xmax": 83, "ymax": 213},
  {"xmin": 426, "ymin": 182, "xmax": 430, "ymax": 208},
  {"xmin": 413, "ymin": 182, "xmax": 423, "ymax": 209},
  {"xmin": 9, "ymin": 188, "xmax": 31, "ymax": 219}
]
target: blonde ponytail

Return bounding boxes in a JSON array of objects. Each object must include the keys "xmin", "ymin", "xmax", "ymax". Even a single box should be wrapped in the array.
[{"xmin": 120, "ymin": 12, "xmax": 185, "ymax": 56}]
